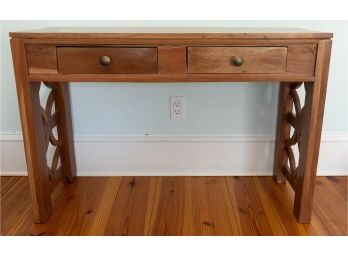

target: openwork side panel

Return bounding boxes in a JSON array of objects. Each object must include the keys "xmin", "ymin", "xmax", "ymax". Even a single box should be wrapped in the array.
[
  {"xmin": 40, "ymin": 82, "xmax": 62, "ymax": 191},
  {"xmin": 282, "ymin": 82, "xmax": 307, "ymax": 189}
]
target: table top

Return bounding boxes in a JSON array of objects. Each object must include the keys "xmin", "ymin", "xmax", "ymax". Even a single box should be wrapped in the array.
[{"xmin": 9, "ymin": 27, "xmax": 333, "ymax": 39}]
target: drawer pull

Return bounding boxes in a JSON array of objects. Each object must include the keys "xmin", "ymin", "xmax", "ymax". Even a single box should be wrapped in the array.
[
  {"xmin": 231, "ymin": 56, "xmax": 243, "ymax": 66},
  {"xmin": 100, "ymin": 55, "xmax": 111, "ymax": 66}
]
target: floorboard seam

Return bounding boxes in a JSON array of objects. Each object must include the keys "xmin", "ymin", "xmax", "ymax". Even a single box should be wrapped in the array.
[{"xmin": 223, "ymin": 176, "xmax": 242, "ymax": 235}]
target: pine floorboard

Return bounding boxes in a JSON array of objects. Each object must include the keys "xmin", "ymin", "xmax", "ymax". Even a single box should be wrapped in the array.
[{"xmin": 1, "ymin": 176, "xmax": 347, "ymax": 236}]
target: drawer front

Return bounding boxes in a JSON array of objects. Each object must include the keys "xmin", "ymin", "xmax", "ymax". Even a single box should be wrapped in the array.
[
  {"xmin": 188, "ymin": 47, "xmax": 287, "ymax": 74},
  {"xmin": 57, "ymin": 47, "xmax": 158, "ymax": 74}
]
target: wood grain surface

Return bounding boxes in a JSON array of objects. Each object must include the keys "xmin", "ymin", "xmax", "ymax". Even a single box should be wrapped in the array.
[
  {"xmin": 26, "ymin": 45, "xmax": 58, "ymax": 74},
  {"xmin": 57, "ymin": 47, "xmax": 158, "ymax": 74},
  {"xmin": 1, "ymin": 176, "xmax": 346, "ymax": 236},
  {"xmin": 188, "ymin": 47, "xmax": 287, "ymax": 74},
  {"xmin": 9, "ymin": 27, "xmax": 333, "ymax": 39}
]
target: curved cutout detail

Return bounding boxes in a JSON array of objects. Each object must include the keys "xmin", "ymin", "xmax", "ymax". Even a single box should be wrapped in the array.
[
  {"xmin": 283, "ymin": 82, "xmax": 306, "ymax": 187},
  {"xmin": 40, "ymin": 82, "xmax": 63, "ymax": 187}
]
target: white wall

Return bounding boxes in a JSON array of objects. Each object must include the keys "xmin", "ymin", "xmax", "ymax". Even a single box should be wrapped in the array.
[{"xmin": 1, "ymin": 21, "xmax": 347, "ymax": 176}]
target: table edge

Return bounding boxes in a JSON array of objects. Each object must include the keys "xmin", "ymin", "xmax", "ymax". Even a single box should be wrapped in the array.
[{"xmin": 9, "ymin": 32, "xmax": 333, "ymax": 40}]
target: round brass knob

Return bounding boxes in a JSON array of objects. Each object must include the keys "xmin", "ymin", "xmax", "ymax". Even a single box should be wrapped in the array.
[
  {"xmin": 231, "ymin": 56, "xmax": 243, "ymax": 66},
  {"xmin": 100, "ymin": 55, "xmax": 111, "ymax": 66}
]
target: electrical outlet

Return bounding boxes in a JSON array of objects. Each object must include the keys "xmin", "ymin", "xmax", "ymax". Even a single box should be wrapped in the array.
[{"xmin": 170, "ymin": 96, "xmax": 184, "ymax": 119}]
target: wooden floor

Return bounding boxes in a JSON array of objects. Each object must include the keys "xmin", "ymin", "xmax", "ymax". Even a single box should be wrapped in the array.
[{"xmin": 1, "ymin": 176, "xmax": 347, "ymax": 236}]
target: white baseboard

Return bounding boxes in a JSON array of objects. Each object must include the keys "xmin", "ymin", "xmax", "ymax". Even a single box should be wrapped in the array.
[{"xmin": 1, "ymin": 133, "xmax": 347, "ymax": 176}]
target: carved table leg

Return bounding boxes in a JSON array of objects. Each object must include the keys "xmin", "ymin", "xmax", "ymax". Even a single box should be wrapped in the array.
[
  {"xmin": 273, "ymin": 40, "xmax": 332, "ymax": 223},
  {"xmin": 11, "ymin": 39, "xmax": 52, "ymax": 223},
  {"xmin": 293, "ymin": 40, "xmax": 332, "ymax": 223},
  {"xmin": 11, "ymin": 39, "xmax": 77, "ymax": 223}
]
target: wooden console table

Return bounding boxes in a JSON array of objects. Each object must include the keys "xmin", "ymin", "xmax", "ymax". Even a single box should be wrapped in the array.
[{"xmin": 10, "ymin": 28, "xmax": 332, "ymax": 224}]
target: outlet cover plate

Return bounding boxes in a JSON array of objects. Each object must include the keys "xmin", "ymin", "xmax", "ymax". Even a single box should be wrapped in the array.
[{"xmin": 170, "ymin": 96, "xmax": 185, "ymax": 119}]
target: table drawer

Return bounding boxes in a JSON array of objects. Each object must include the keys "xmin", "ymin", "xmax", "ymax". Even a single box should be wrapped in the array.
[
  {"xmin": 57, "ymin": 47, "xmax": 158, "ymax": 74},
  {"xmin": 188, "ymin": 47, "xmax": 287, "ymax": 74}
]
